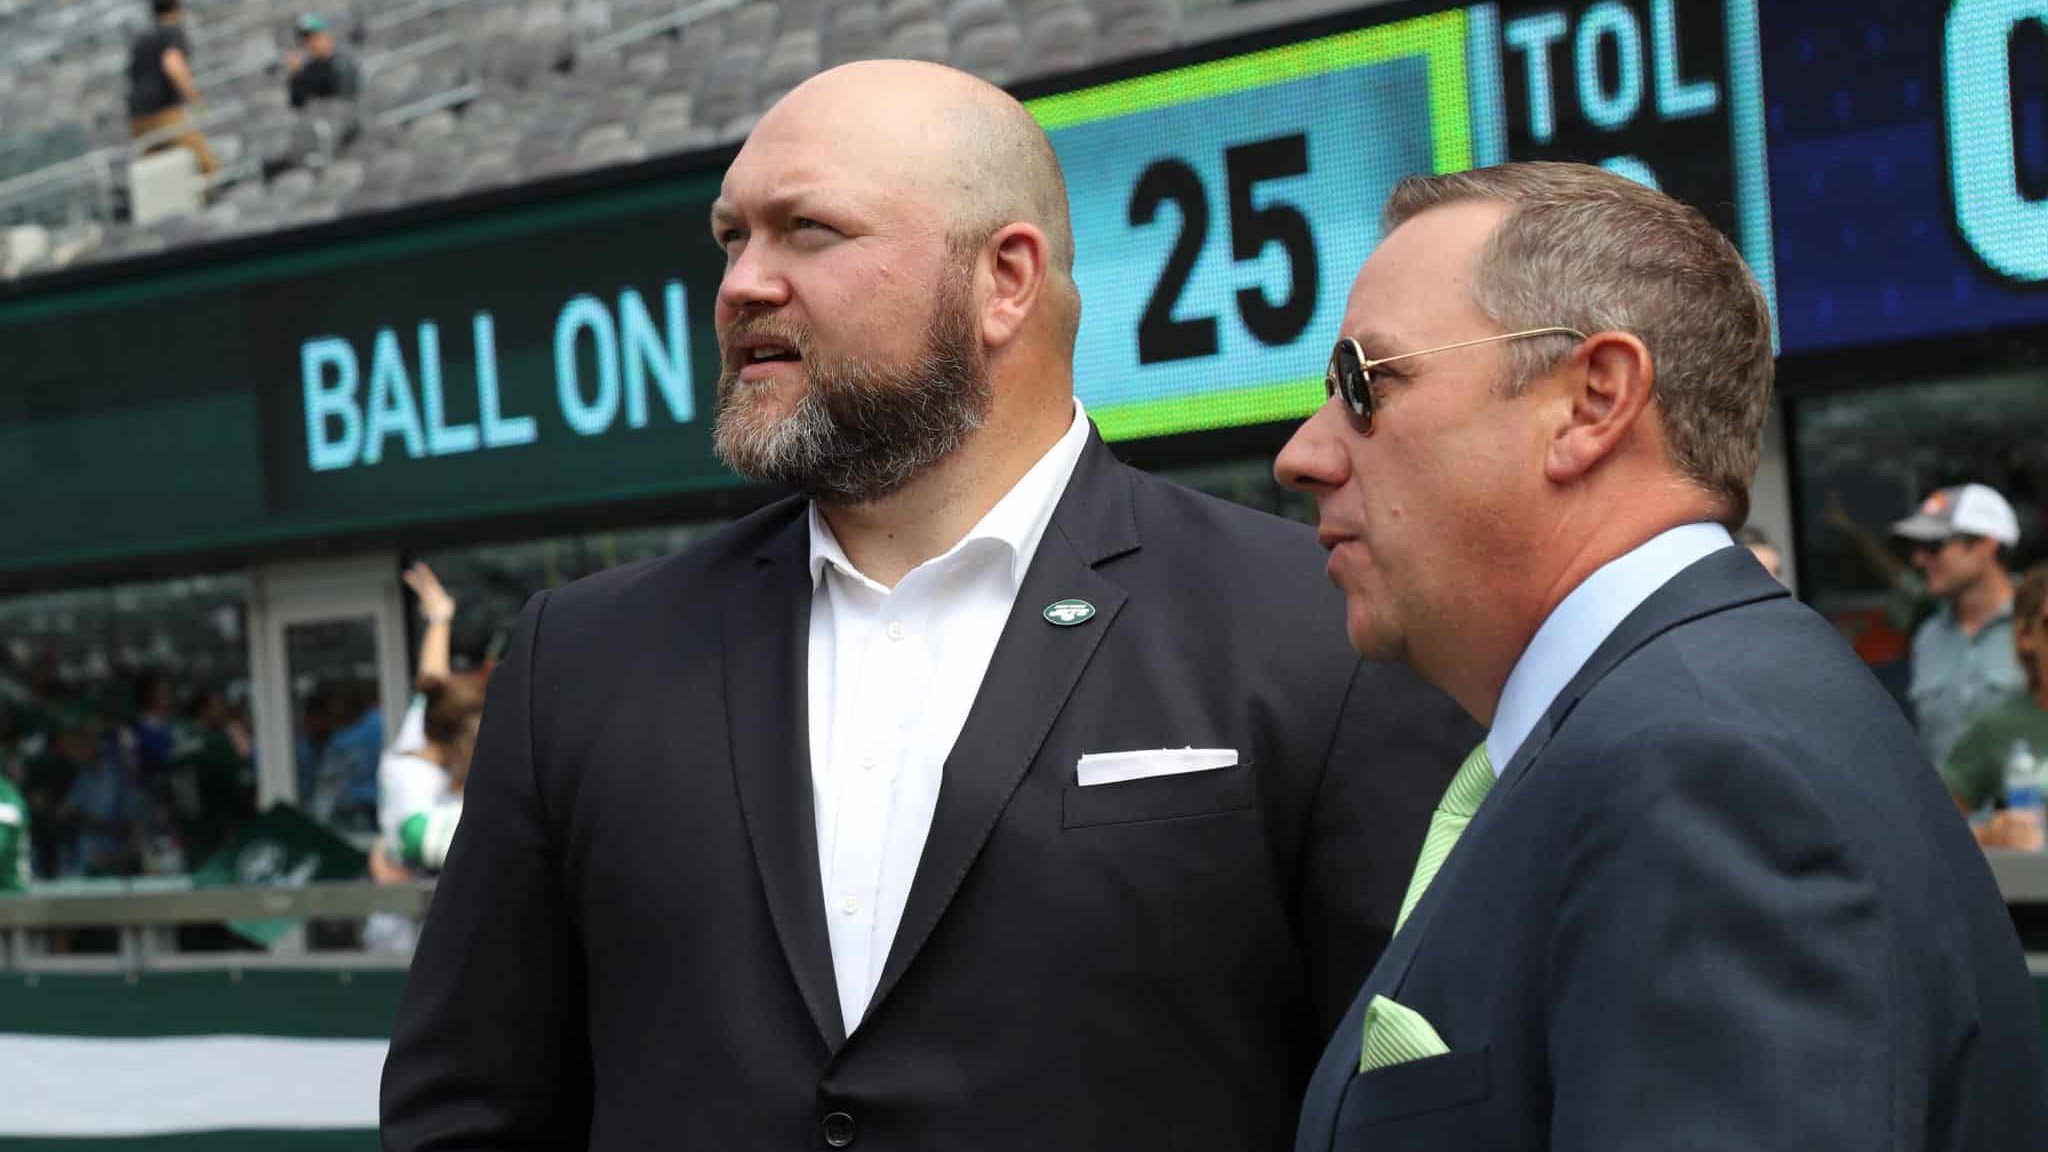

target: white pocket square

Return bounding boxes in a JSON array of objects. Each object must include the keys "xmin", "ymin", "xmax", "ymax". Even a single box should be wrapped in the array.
[{"xmin": 1076, "ymin": 748, "xmax": 1239, "ymax": 787}]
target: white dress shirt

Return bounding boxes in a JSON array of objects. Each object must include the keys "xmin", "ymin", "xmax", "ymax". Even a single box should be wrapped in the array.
[
  {"xmin": 807, "ymin": 400, "xmax": 1090, "ymax": 1031},
  {"xmin": 1486, "ymin": 522, "xmax": 1737, "ymax": 775}
]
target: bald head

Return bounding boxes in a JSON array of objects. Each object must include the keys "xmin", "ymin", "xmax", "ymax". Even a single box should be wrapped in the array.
[{"xmin": 739, "ymin": 61, "xmax": 1079, "ymax": 344}]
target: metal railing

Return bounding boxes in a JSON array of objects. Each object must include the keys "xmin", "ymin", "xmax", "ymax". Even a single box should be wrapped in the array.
[
  {"xmin": 366, "ymin": 0, "xmax": 498, "ymax": 39},
  {"xmin": 0, "ymin": 880, "xmax": 434, "ymax": 975},
  {"xmin": 0, "ymin": 96, "xmax": 258, "ymax": 226},
  {"xmin": 371, "ymin": 82, "xmax": 485, "ymax": 131},
  {"xmin": 582, "ymin": 0, "xmax": 749, "ymax": 56},
  {"xmin": 0, "ymin": 0, "xmax": 137, "ymax": 73},
  {"xmin": 0, "ymin": 853, "xmax": 2042, "ymax": 978},
  {"xmin": 1987, "ymin": 849, "xmax": 2048, "ymax": 902},
  {"xmin": 364, "ymin": 31, "xmax": 465, "ymax": 76}
]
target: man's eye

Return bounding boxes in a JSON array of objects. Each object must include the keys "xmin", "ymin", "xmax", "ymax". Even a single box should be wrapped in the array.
[
  {"xmin": 1363, "ymin": 366, "xmax": 1407, "ymax": 406},
  {"xmin": 715, "ymin": 229, "xmax": 745, "ymax": 250},
  {"xmin": 792, "ymin": 217, "xmax": 833, "ymax": 233}
]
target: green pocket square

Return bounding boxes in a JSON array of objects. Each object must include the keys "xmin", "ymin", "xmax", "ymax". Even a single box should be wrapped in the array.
[{"xmin": 1359, "ymin": 994, "xmax": 1451, "ymax": 1072}]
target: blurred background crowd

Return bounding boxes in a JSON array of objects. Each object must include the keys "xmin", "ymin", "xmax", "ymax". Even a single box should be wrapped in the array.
[
  {"xmin": 1, "ymin": 0, "xmax": 1210, "ymax": 276},
  {"xmin": 7, "ymin": 476, "xmax": 2048, "ymax": 895}
]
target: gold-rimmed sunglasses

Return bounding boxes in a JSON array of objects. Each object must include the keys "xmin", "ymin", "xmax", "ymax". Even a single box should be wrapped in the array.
[{"xmin": 1326, "ymin": 327, "xmax": 1588, "ymax": 435}]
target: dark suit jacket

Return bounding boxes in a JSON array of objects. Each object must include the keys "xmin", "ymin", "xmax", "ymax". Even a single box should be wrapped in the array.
[
  {"xmin": 1296, "ymin": 548, "xmax": 2047, "ymax": 1151},
  {"xmin": 382, "ymin": 429, "xmax": 1480, "ymax": 1151}
]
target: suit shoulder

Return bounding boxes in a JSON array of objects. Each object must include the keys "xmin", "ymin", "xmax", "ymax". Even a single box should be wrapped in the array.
[
  {"xmin": 536, "ymin": 495, "xmax": 805, "ymax": 619},
  {"xmin": 1563, "ymin": 630, "xmax": 1785, "ymax": 754},
  {"xmin": 1542, "ymin": 699, "xmax": 1855, "ymax": 879},
  {"xmin": 1554, "ymin": 606, "xmax": 1901, "ymax": 809},
  {"xmin": 1112, "ymin": 465, "xmax": 1343, "ymax": 628},
  {"xmin": 1120, "ymin": 463, "xmax": 1323, "ymax": 561}
]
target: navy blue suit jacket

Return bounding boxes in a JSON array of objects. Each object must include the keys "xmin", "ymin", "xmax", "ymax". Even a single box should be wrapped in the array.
[{"xmin": 1296, "ymin": 548, "xmax": 2045, "ymax": 1151}]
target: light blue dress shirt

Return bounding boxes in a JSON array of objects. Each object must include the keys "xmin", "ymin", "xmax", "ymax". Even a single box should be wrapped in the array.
[{"xmin": 1486, "ymin": 523, "xmax": 1738, "ymax": 776}]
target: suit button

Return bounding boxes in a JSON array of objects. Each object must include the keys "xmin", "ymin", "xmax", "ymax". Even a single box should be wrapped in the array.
[{"xmin": 821, "ymin": 1111, "xmax": 857, "ymax": 1147}]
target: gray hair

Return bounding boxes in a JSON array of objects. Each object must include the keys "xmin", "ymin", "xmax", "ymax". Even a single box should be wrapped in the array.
[{"xmin": 1383, "ymin": 162, "xmax": 1775, "ymax": 526}]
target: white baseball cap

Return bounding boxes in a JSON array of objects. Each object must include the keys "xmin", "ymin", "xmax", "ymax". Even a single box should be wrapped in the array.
[{"xmin": 1890, "ymin": 483, "xmax": 2020, "ymax": 547}]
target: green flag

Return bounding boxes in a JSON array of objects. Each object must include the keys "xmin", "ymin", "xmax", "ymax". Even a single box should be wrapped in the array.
[{"xmin": 190, "ymin": 804, "xmax": 366, "ymax": 946}]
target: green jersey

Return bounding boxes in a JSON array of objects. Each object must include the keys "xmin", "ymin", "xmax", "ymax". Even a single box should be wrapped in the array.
[
  {"xmin": 0, "ymin": 776, "xmax": 29, "ymax": 893},
  {"xmin": 1939, "ymin": 692, "xmax": 2048, "ymax": 810}
]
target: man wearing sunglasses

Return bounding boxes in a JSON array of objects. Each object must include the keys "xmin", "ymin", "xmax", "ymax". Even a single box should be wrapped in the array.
[
  {"xmin": 1281, "ymin": 161, "xmax": 2043, "ymax": 1151},
  {"xmin": 1889, "ymin": 483, "xmax": 2025, "ymax": 768}
]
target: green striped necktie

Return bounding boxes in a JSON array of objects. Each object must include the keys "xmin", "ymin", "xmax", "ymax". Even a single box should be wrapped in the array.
[
  {"xmin": 1362, "ymin": 743, "xmax": 1495, "ymax": 1072},
  {"xmin": 1393, "ymin": 741, "xmax": 1495, "ymax": 934}
]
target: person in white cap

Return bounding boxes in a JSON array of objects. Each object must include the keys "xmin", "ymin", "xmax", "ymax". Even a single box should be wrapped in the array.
[{"xmin": 1891, "ymin": 483, "xmax": 2025, "ymax": 765}]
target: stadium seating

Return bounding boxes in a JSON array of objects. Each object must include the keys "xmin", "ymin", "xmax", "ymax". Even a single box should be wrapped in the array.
[{"xmin": 0, "ymin": 0, "xmax": 1349, "ymax": 281}]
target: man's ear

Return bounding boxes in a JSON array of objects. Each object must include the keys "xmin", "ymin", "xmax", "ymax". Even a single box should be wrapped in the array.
[
  {"xmin": 981, "ymin": 223, "xmax": 1049, "ymax": 350},
  {"xmin": 1543, "ymin": 331, "xmax": 1655, "ymax": 484}
]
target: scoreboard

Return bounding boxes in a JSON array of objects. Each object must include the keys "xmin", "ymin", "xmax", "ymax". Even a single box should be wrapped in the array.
[
  {"xmin": 1764, "ymin": 0, "xmax": 2048, "ymax": 353},
  {"xmin": 1033, "ymin": 0, "xmax": 1772, "ymax": 439},
  {"xmin": 4, "ymin": 0, "xmax": 2046, "ymax": 581}
]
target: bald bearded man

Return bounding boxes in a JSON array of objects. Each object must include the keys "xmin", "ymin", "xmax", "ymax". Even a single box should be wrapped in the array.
[{"xmin": 380, "ymin": 62, "xmax": 1476, "ymax": 1152}]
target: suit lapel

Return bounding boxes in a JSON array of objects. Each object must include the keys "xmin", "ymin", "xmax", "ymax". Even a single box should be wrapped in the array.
[
  {"xmin": 1297, "ymin": 974, "xmax": 1379, "ymax": 1150},
  {"xmin": 1349, "ymin": 763, "xmax": 1517, "ymax": 1008},
  {"xmin": 1359, "ymin": 547, "xmax": 1791, "ymax": 1003},
  {"xmin": 725, "ymin": 511, "xmax": 846, "ymax": 1052},
  {"xmin": 1295, "ymin": 547, "xmax": 1790, "ymax": 1149},
  {"xmin": 862, "ymin": 432, "xmax": 1139, "ymax": 1024}
]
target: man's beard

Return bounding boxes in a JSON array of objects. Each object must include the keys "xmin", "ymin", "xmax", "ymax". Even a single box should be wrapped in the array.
[{"xmin": 712, "ymin": 269, "xmax": 991, "ymax": 505}]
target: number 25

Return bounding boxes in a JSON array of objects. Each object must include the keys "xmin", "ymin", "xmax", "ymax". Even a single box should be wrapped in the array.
[{"xmin": 1127, "ymin": 133, "xmax": 1320, "ymax": 365}]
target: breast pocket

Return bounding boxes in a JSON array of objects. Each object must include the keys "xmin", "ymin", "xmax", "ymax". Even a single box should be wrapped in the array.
[
  {"xmin": 1906, "ymin": 676, "xmax": 1947, "ymax": 721},
  {"xmin": 1334, "ymin": 1045, "xmax": 1491, "ymax": 1132},
  {"xmin": 1977, "ymin": 659, "xmax": 2026, "ymax": 701},
  {"xmin": 1061, "ymin": 763, "xmax": 1255, "ymax": 829}
]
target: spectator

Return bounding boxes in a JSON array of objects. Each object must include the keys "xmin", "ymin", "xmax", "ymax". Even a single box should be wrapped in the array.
[
  {"xmin": 0, "ymin": 705, "xmax": 24, "ymax": 810},
  {"xmin": 285, "ymin": 14, "xmax": 358, "ymax": 110},
  {"xmin": 0, "ymin": 765, "xmax": 28, "ymax": 893},
  {"xmin": 377, "ymin": 673, "xmax": 483, "ymax": 876},
  {"xmin": 21, "ymin": 706, "xmax": 95, "ymax": 878},
  {"xmin": 365, "ymin": 564, "xmax": 477, "ymax": 953},
  {"xmin": 295, "ymin": 685, "xmax": 344, "ymax": 805},
  {"xmin": 127, "ymin": 0, "xmax": 218, "ymax": 175},
  {"xmin": 308, "ymin": 683, "xmax": 383, "ymax": 831},
  {"xmin": 1735, "ymin": 524, "xmax": 1784, "ymax": 583},
  {"xmin": 1891, "ymin": 483, "xmax": 2025, "ymax": 764},
  {"xmin": 60, "ymin": 716, "xmax": 144, "ymax": 877},
  {"xmin": 12, "ymin": 657, "xmax": 66, "ymax": 751},
  {"xmin": 1941, "ymin": 563, "xmax": 2048, "ymax": 850},
  {"xmin": 375, "ymin": 563, "xmax": 462, "ymax": 851},
  {"xmin": 167, "ymin": 685, "xmax": 256, "ymax": 864},
  {"xmin": 129, "ymin": 670, "xmax": 177, "ymax": 779}
]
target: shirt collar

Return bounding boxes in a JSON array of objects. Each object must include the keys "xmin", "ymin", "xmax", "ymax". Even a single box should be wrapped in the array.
[
  {"xmin": 808, "ymin": 398, "xmax": 1090, "ymax": 591},
  {"xmin": 1486, "ymin": 522, "xmax": 1737, "ymax": 776},
  {"xmin": 1929, "ymin": 597, "xmax": 2014, "ymax": 635}
]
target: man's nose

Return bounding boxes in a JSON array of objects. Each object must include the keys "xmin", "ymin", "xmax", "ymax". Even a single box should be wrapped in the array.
[
  {"xmin": 717, "ymin": 242, "xmax": 790, "ymax": 315},
  {"xmin": 1274, "ymin": 400, "xmax": 1352, "ymax": 494}
]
